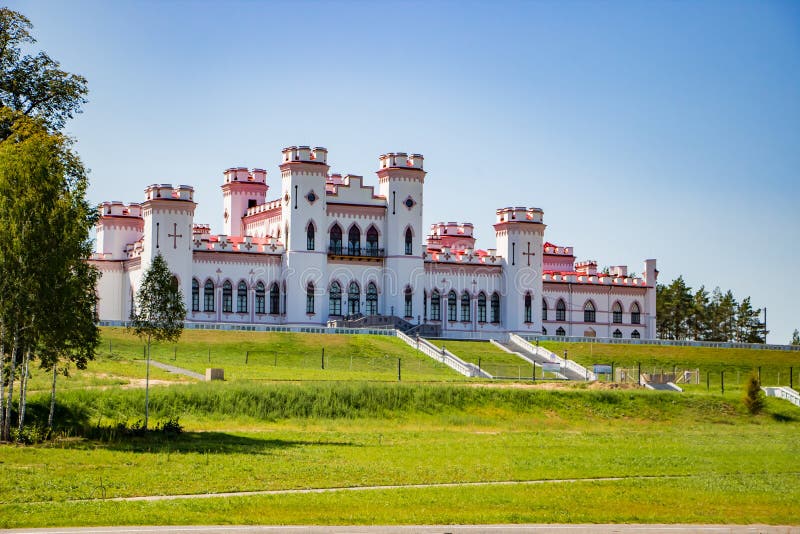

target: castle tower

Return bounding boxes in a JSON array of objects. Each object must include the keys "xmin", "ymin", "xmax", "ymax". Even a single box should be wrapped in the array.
[
  {"xmin": 494, "ymin": 206, "xmax": 546, "ymax": 333},
  {"xmin": 95, "ymin": 201, "xmax": 144, "ymax": 260},
  {"xmin": 140, "ymin": 184, "xmax": 197, "ymax": 313},
  {"xmin": 221, "ymin": 167, "xmax": 268, "ymax": 237},
  {"xmin": 280, "ymin": 146, "xmax": 329, "ymax": 323},
  {"xmin": 377, "ymin": 152, "xmax": 425, "ymax": 320}
]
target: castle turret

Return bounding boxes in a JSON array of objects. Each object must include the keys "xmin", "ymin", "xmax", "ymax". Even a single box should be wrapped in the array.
[
  {"xmin": 377, "ymin": 152, "xmax": 425, "ymax": 320},
  {"xmin": 494, "ymin": 206, "xmax": 546, "ymax": 333},
  {"xmin": 222, "ymin": 167, "xmax": 268, "ymax": 237},
  {"xmin": 95, "ymin": 201, "xmax": 144, "ymax": 260}
]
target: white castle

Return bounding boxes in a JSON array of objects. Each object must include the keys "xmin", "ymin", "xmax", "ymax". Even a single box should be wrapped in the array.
[{"xmin": 91, "ymin": 146, "xmax": 657, "ymax": 339}]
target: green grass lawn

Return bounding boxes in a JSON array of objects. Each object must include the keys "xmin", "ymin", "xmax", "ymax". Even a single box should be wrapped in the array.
[{"xmin": 426, "ymin": 339, "xmax": 538, "ymax": 379}]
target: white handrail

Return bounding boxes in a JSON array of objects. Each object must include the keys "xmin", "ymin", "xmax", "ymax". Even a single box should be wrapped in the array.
[
  {"xmin": 762, "ymin": 387, "xmax": 800, "ymax": 407},
  {"xmin": 395, "ymin": 330, "xmax": 488, "ymax": 378},
  {"xmin": 508, "ymin": 333, "xmax": 596, "ymax": 381}
]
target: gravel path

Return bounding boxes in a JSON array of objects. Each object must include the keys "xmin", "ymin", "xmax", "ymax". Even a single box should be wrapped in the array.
[{"xmin": 146, "ymin": 360, "xmax": 205, "ymax": 381}]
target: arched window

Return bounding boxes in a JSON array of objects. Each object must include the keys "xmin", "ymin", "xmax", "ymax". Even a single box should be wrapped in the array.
[
  {"xmin": 447, "ymin": 291, "xmax": 457, "ymax": 321},
  {"xmin": 330, "ymin": 224, "xmax": 342, "ymax": 254},
  {"xmin": 366, "ymin": 282, "xmax": 378, "ymax": 315},
  {"xmin": 524, "ymin": 293, "xmax": 532, "ymax": 323},
  {"xmin": 306, "ymin": 222, "xmax": 315, "ymax": 251},
  {"xmin": 461, "ymin": 291, "xmax": 471, "ymax": 322},
  {"xmin": 329, "ymin": 282, "xmax": 342, "ymax": 316},
  {"xmin": 366, "ymin": 226, "xmax": 379, "ymax": 256},
  {"xmin": 541, "ymin": 298, "xmax": 548, "ymax": 321},
  {"xmin": 269, "ymin": 283, "xmax": 280, "ymax": 314},
  {"xmin": 491, "ymin": 292, "xmax": 500, "ymax": 323},
  {"xmin": 556, "ymin": 299, "xmax": 566, "ymax": 321},
  {"xmin": 631, "ymin": 329, "xmax": 641, "ymax": 339},
  {"xmin": 348, "ymin": 281, "xmax": 360, "ymax": 314},
  {"xmin": 584, "ymin": 301, "xmax": 596, "ymax": 323},
  {"xmin": 404, "ymin": 287, "xmax": 413, "ymax": 318},
  {"xmin": 306, "ymin": 282, "xmax": 315, "ymax": 314},
  {"xmin": 477, "ymin": 292, "xmax": 487, "ymax": 323},
  {"xmin": 431, "ymin": 290, "xmax": 441, "ymax": 321},
  {"xmin": 237, "ymin": 281, "xmax": 248, "ymax": 313},
  {"xmin": 613, "ymin": 328, "xmax": 622, "ymax": 339},
  {"xmin": 423, "ymin": 290, "xmax": 428, "ymax": 321},
  {"xmin": 405, "ymin": 227, "xmax": 413, "ymax": 255},
  {"xmin": 348, "ymin": 225, "xmax": 361, "ymax": 255},
  {"xmin": 556, "ymin": 326, "xmax": 566, "ymax": 336},
  {"xmin": 631, "ymin": 302, "xmax": 641, "ymax": 324},
  {"xmin": 191, "ymin": 279, "xmax": 199, "ymax": 312},
  {"xmin": 255, "ymin": 282, "xmax": 265, "ymax": 314},
  {"xmin": 612, "ymin": 302, "xmax": 623, "ymax": 323},
  {"xmin": 222, "ymin": 281, "xmax": 233, "ymax": 313}
]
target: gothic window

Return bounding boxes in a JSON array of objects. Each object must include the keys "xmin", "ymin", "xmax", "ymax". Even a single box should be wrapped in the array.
[
  {"xmin": 631, "ymin": 302, "xmax": 641, "ymax": 324},
  {"xmin": 405, "ymin": 227, "xmax": 413, "ymax": 255},
  {"xmin": 542, "ymin": 298, "xmax": 548, "ymax": 321},
  {"xmin": 423, "ymin": 290, "xmax": 428, "ymax": 321},
  {"xmin": 366, "ymin": 226, "xmax": 379, "ymax": 256},
  {"xmin": 237, "ymin": 281, "xmax": 247, "ymax": 313},
  {"xmin": 584, "ymin": 301, "xmax": 596, "ymax": 323},
  {"xmin": 269, "ymin": 283, "xmax": 280, "ymax": 314},
  {"xmin": 431, "ymin": 290, "xmax": 441, "ymax": 321},
  {"xmin": 306, "ymin": 282, "xmax": 315, "ymax": 314},
  {"xmin": 556, "ymin": 326, "xmax": 566, "ymax": 336},
  {"xmin": 490, "ymin": 292, "xmax": 500, "ymax": 323},
  {"xmin": 348, "ymin": 281, "xmax": 360, "ymax": 314},
  {"xmin": 366, "ymin": 282, "xmax": 378, "ymax": 315},
  {"xmin": 222, "ymin": 281, "xmax": 233, "ymax": 313},
  {"xmin": 461, "ymin": 291, "xmax": 470, "ymax": 322},
  {"xmin": 329, "ymin": 282, "xmax": 342, "ymax": 316},
  {"xmin": 556, "ymin": 299, "xmax": 566, "ymax": 321},
  {"xmin": 631, "ymin": 329, "xmax": 641, "ymax": 339},
  {"xmin": 306, "ymin": 222, "xmax": 315, "ymax": 251},
  {"xmin": 255, "ymin": 282, "xmax": 265, "ymax": 314},
  {"xmin": 404, "ymin": 287, "xmax": 413, "ymax": 318},
  {"xmin": 348, "ymin": 225, "xmax": 361, "ymax": 255},
  {"xmin": 524, "ymin": 293, "xmax": 532, "ymax": 323},
  {"xmin": 447, "ymin": 291, "xmax": 457, "ymax": 321},
  {"xmin": 330, "ymin": 224, "xmax": 342, "ymax": 254},
  {"xmin": 612, "ymin": 302, "xmax": 623, "ymax": 324},
  {"xmin": 613, "ymin": 329, "xmax": 622, "ymax": 339},
  {"xmin": 191, "ymin": 279, "xmax": 199, "ymax": 312},
  {"xmin": 477, "ymin": 292, "xmax": 487, "ymax": 323}
]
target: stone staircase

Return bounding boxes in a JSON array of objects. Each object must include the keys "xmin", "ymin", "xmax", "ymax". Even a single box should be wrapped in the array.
[
  {"xmin": 762, "ymin": 386, "xmax": 800, "ymax": 407},
  {"xmin": 394, "ymin": 331, "xmax": 489, "ymax": 378},
  {"xmin": 502, "ymin": 333, "xmax": 596, "ymax": 381},
  {"xmin": 328, "ymin": 315, "xmax": 441, "ymax": 337}
]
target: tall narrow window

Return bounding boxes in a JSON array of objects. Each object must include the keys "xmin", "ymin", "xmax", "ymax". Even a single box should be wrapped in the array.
[
  {"xmin": 348, "ymin": 281, "xmax": 360, "ymax": 314},
  {"xmin": 237, "ymin": 281, "xmax": 247, "ymax": 313},
  {"xmin": 306, "ymin": 222, "xmax": 315, "ymax": 251},
  {"xmin": 330, "ymin": 224, "xmax": 342, "ymax": 254},
  {"xmin": 631, "ymin": 303, "xmax": 641, "ymax": 324},
  {"xmin": 269, "ymin": 283, "xmax": 280, "ymax": 314},
  {"xmin": 524, "ymin": 293, "xmax": 532, "ymax": 323},
  {"xmin": 348, "ymin": 225, "xmax": 361, "ymax": 255},
  {"xmin": 612, "ymin": 302, "xmax": 623, "ymax": 323},
  {"xmin": 447, "ymin": 291, "xmax": 457, "ymax": 321},
  {"xmin": 613, "ymin": 329, "xmax": 622, "ymax": 339},
  {"xmin": 631, "ymin": 329, "xmax": 641, "ymax": 339},
  {"xmin": 477, "ymin": 292, "xmax": 487, "ymax": 323},
  {"xmin": 255, "ymin": 282, "xmax": 265, "ymax": 314},
  {"xmin": 584, "ymin": 301, "xmax": 596, "ymax": 323},
  {"xmin": 366, "ymin": 226, "xmax": 379, "ymax": 256},
  {"xmin": 222, "ymin": 281, "xmax": 233, "ymax": 313},
  {"xmin": 491, "ymin": 292, "xmax": 500, "ymax": 323},
  {"xmin": 461, "ymin": 291, "xmax": 471, "ymax": 322},
  {"xmin": 191, "ymin": 279, "xmax": 199, "ymax": 312},
  {"xmin": 556, "ymin": 299, "xmax": 566, "ymax": 321},
  {"xmin": 306, "ymin": 283, "xmax": 315, "ymax": 314},
  {"xmin": 329, "ymin": 282, "xmax": 342, "ymax": 316},
  {"xmin": 405, "ymin": 227, "xmax": 413, "ymax": 255},
  {"xmin": 423, "ymin": 290, "xmax": 428, "ymax": 321},
  {"xmin": 202, "ymin": 279, "xmax": 219, "ymax": 313},
  {"xmin": 556, "ymin": 326, "xmax": 566, "ymax": 336},
  {"xmin": 404, "ymin": 287, "xmax": 413, "ymax": 318},
  {"xmin": 431, "ymin": 290, "xmax": 441, "ymax": 321},
  {"xmin": 366, "ymin": 282, "xmax": 378, "ymax": 315},
  {"xmin": 541, "ymin": 298, "xmax": 548, "ymax": 321}
]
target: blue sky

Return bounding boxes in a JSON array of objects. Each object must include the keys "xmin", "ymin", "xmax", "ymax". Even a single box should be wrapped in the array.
[{"xmin": 10, "ymin": 0, "xmax": 800, "ymax": 343}]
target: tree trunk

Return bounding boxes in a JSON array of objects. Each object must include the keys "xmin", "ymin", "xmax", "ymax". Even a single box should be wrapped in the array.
[
  {"xmin": 144, "ymin": 336, "xmax": 151, "ymax": 430},
  {"xmin": 17, "ymin": 347, "xmax": 31, "ymax": 432},
  {"xmin": 48, "ymin": 361, "xmax": 58, "ymax": 429},
  {"xmin": 0, "ymin": 327, "xmax": 5, "ymax": 440},
  {"xmin": 3, "ymin": 333, "xmax": 19, "ymax": 441}
]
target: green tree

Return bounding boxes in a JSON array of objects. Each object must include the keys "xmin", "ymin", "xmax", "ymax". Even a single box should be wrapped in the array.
[
  {"xmin": 791, "ymin": 329, "xmax": 800, "ymax": 346},
  {"xmin": 742, "ymin": 373, "xmax": 765, "ymax": 415},
  {"xmin": 130, "ymin": 253, "xmax": 185, "ymax": 429},
  {"xmin": 0, "ymin": 8, "xmax": 88, "ymax": 139}
]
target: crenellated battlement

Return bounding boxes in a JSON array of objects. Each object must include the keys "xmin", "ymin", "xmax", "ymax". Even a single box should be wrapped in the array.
[
  {"xmin": 495, "ymin": 206, "xmax": 544, "ymax": 224},
  {"xmin": 543, "ymin": 242, "xmax": 573, "ymax": 256},
  {"xmin": 98, "ymin": 201, "xmax": 142, "ymax": 219},
  {"xmin": 575, "ymin": 260, "xmax": 598, "ymax": 275},
  {"xmin": 378, "ymin": 152, "xmax": 424, "ymax": 170},
  {"xmin": 223, "ymin": 167, "xmax": 267, "ymax": 184},
  {"xmin": 144, "ymin": 184, "xmax": 195, "ymax": 202},
  {"xmin": 281, "ymin": 146, "xmax": 328, "ymax": 164}
]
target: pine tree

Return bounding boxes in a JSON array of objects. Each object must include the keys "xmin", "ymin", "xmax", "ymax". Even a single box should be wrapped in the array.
[
  {"xmin": 791, "ymin": 329, "xmax": 800, "ymax": 346},
  {"xmin": 743, "ymin": 373, "xmax": 765, "ymax": 415}
]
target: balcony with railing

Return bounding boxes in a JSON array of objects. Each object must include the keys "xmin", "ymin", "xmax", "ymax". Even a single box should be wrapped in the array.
[{"xmin": 328, "ymin": 244, "xmax": 385, "ymax": 260}]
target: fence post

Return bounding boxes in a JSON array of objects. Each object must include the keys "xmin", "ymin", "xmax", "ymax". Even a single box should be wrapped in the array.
[
  {"xmin": 109, "ymin": 341, "xmax": 112, "ymax": 355},
  {"xmin": 174, "ymin": 346, "xmax": 177, "ymax": 361},
  {"xmin": 758, "ymin": 366, "xmax": 761, "ymax": 385},
  {"xmin": 611, "ymin": 362, "xmax": 615, "ymax": 383},
  {"xmin": 245, "ymin": 351, "xmax": 249, "ymax": 364},
  {"xmin": 532, "ymin": 362, "xmax": 536, "ymax": 382},
  {"xmin": 322, "ymin": 347, "xmax": 325, "ymax": 370},
  {"xmin": 791, "ymin": 367, "xmax": 793, "ymax": 390},
  {"xmin": 478, "ymin": 357, "xmax": 481, "ymax": 373},
  {"xmin": 721, "ymin": 371, "xmax": 724, "ymax": 394},
  {"xmin": 398, "ymin": 358, "xmax": 401, "ymax": 382},
  {"xmin": 638, "ymin": 361, "xmax": 641, "ymax": 386},
  {"xmin": 706, "ymin": 371, "xmax": 710, "ymax": 391}
]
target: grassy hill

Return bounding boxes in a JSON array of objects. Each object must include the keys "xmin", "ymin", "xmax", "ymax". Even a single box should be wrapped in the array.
[{"xmin": 426, "ymin": 339, "xmax": 538, "ymax": 379}]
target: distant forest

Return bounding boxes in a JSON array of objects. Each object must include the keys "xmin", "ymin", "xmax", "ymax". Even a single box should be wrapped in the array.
[{"xmin": 656, "ymin": 276, "xmax": 767, "ymax": 343}]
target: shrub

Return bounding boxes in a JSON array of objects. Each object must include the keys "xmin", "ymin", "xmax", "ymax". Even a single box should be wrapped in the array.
[{"xmin": 743, "ymin": 373, "xmax": 765, "ymax": 415}]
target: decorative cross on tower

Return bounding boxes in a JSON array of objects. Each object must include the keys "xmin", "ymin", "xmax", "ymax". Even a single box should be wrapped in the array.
[
  {"xmin": 522, "ymin": 242, "xmax": 536, "ymax": 267},
  {"xmin": 168, "ymin": 223, "xmax": 183, "ymax": 249}
]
